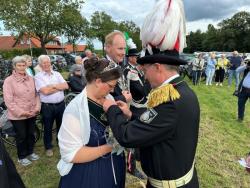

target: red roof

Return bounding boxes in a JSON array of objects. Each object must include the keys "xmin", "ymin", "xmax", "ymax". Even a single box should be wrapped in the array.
[
  {"xmin": 0, "ymin": 36, "xmax": 17, "ymax": 50},
  {"xmin": 0, "ymin": 35, "xmax": 86, "ymax": 52},
  {"xmin": 0, "ymin": 35, "xmax": 64, "ymax": 50},
  {"xmin": 64, "ymin": 44, "xmax": 86, "ymax": 52}
]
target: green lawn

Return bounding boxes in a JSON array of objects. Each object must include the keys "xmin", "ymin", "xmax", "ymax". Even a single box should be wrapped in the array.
[{"xmin": 4, "ymin": 78, "xmax": 250, "ymax": 188}]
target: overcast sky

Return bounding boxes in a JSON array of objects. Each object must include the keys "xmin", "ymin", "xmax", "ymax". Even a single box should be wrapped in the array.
[{"xmin": 1, "ymin": 0, "xmax": 250, "ymax": 49}]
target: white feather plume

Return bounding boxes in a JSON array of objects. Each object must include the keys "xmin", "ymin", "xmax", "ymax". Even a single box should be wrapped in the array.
[
  {"xmin": 127, "ymin": 38, "xmax": 137, "ymax": 49},
  {"xmin": 140, "ymin": 0, "xmax": 186, "ymax": 53}
]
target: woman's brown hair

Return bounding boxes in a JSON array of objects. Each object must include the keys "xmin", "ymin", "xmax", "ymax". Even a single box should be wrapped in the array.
[{"xmin": 84, "ymin": 57, "xmax": 121, "ymax": 83}]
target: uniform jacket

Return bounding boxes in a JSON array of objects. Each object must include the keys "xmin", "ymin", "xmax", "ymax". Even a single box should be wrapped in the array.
[
  {"xmin": 106, "ymin": 77, "xmax": 200, "ymax": 187},
  {"xmin": 0, "ymin": 137, "xmax": 25, "ymax": 188},
  {"xmin": 123, "ymin": 63, "xmax": 151, "ymax": 111}
]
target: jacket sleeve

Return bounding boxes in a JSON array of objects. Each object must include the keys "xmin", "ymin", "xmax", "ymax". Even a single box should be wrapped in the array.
[
  {"xmin": 106, "ymin": 102, "xmax": 178, "ymax": 148},
  {"xmin": 3, "ymin": 79, "xmax": 25, "ymax": 118}
]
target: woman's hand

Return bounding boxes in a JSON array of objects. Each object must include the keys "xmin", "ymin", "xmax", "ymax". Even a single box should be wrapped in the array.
[{"xmin": 116, "ymin": 100, "xmax": 132, "ymax": 119}]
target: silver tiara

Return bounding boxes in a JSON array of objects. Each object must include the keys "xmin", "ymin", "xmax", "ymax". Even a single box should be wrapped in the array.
[{"xmin": 101, "ymin": 61, "xmax": 117, "ymax": 73}]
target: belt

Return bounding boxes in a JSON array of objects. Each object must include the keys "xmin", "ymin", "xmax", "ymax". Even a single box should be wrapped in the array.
[
  {"xmin": 42, "ymin": 101, "xmax": 64, "ymax": 106},
  {"xmin": 148, "ymin": 161, "xmax": 195, "ymax": 188}
]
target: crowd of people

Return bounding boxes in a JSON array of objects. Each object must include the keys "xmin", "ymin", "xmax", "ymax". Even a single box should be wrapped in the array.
[{"xmin": 0, "ymin": 0, "xmax": 249, "ymax": 188}]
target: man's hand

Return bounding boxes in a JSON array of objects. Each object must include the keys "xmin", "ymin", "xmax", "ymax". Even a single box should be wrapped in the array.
[
  {"xmin": 116, "ymin": 101, "xmax": 132, "ymax": 119},
  {"xmin": 103, "ymin": 99, "xmax": 117, "ymax": 112},
  {"xmin": 122, "ymin": 90, "xmax": 132, "ymax": 103}
]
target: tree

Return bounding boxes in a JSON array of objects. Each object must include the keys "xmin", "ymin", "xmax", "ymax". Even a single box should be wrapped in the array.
[
  {"xmin": 218, "ymin": 11, "xmax": 250, "ymax": 52},
  {"xmin": 0, "ymin": 0, "xmax": 85, "ymax": 54},
  {"xmin": 90, "ymin": 11, "xmax": 116, "ymax": 54},
  {"xmin": 117, "ymin": 21, "xmax": 141, "ymax": 50},
  {"xmin": 61, "ymin": 4, "xmax": 89, "ymax": 53},
  {"xmin": 202, "ymin": 24, "xmax": 221, "ymax": 51},
  {"xmin": 185, "ymin": 29, "xmax": 205, "ymax": 53}
]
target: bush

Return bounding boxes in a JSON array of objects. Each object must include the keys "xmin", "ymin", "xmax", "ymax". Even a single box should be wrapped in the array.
[{"xmin": 0, "ymin": 48, "xmax": 43, "ymax": 60}]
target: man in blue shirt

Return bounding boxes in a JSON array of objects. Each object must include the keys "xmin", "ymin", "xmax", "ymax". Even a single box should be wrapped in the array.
[
  {"xmin": 228, "ymin": 51, "xmax": 243, "ymax": 90},
  {"xmin": 237, "ymin": 58, "xmax": 250, "ymax": 121}
]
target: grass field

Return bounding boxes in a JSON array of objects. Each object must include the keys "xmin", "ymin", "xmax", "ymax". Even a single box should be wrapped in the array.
[{"xmin": 4, "ymin": 78, "xmax": 250, "ymax": 188}]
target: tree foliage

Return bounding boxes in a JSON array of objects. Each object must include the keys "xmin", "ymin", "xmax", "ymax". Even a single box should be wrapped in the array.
[
  {"xmin": 117, "ymin": 21, "xmax": 141, "ymax": 50},
  {"xmin": 89, "ymin": 11, "xmax": 116, "ymax": 54},
  {"xmin": 0, "ymin": 0, "xmax": 85, "ymax": 54},
  {"xmin": 185, "ymin": 11, "xmax": 250, "ymax": 53}
]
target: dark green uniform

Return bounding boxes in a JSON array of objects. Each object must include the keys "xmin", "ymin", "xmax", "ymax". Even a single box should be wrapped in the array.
[{"xmin": 106, "ymin": 77, "xmax": 200, "ymax": 188}]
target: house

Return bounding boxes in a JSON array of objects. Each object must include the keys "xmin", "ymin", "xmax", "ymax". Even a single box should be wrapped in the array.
[
  {"xmin": 64, "ymin": 43, "xmax": 86, "ymax": 54},
  {"xmin": 0, "ymin": 35, "xmax": 86, "ymax": 54}
]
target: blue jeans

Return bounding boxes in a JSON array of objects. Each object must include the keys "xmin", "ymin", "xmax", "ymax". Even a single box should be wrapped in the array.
[
  {"xmin": 206, "ymin": 68, "xmax": 215, "ymax": 85},
  {"xmin": 228, "ymin": 69, "xmax": 240, "ymax": 90},
  {"xmin": 238, "ymin": 88, "xmax": 250, "ymax": 120},
  {"xmin": 192, "ymin": 70, "xmax": 202, "ymax": 85},
  {"xmin": 41, "ymin": 101, "xmax": 65, "ymax": 150}
]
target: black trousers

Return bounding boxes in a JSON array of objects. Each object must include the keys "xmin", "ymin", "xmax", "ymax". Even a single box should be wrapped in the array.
[
  {"xmin": 238, "ymin": 87, "xmax": 250, "ymax": 120},
  {"xmin": 0, "ymin": 137, "xmax": 25, "ymax": 188},
  {"xmin": 41, "ymin": 101, "xmax": 65, "ymax": 150},
  {"xmin": 11, "ymin": 117, "xmax": 36, "ymax": 159},
  {"xmin": 215, "ymin": 68, "xmax": 225, "ymax": 83}
]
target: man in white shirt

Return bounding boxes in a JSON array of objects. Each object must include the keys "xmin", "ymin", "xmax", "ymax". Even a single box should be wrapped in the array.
[{"xmin": 34, "ymin": 55, "xmax": 68, "ymax": 157}]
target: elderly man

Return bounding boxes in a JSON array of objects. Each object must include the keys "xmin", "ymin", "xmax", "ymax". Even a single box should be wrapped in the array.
[
  {"xmin": 228, "ymin": 51, "xmax": 243, "ymax": 90},
  {"xmin": 34, "ymin": 55, "xmax": 68, "ymax": 157},
  {"xmin": 103, "ymin": 0, "xmax": 200, "ymax": 187},
  {"xmin": 104, "ymin": 31, "xmax": 131, "ymax": 102},
  {"xmin": 82, "ymin": 49, "xmax": 93, "ymax": 63}
]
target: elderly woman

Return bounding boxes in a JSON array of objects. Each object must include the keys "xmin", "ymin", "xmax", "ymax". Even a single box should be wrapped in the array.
[
  {"xmin": 58, "ymin": 57, "xmax": 126, "ymax": 188},
  {"xmin": 3, "ymin": 56, "xmax": 40, "ymax": 166},
  {"xmin": 68, "ymin": 64, "xmax": 85, "ymax": 93}
]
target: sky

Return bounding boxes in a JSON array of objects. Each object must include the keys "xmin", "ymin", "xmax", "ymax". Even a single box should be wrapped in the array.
[
  {"xmin": 81, "ymin": 0, "xmax": 250, "ymax": 49},
  {"xmin": 1, "ymin": 0, "xmax": 250, "ymax": 49}
]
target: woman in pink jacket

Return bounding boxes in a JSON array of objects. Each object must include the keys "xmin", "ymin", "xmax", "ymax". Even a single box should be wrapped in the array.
[{"xmin": 3, "ymin": 56, "xmax": 41, "ymax": 166}]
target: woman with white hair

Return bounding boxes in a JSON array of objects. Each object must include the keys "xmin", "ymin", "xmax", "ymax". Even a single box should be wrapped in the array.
[{"xmin": 3, "ymin": 56, "xmax": 41, "ymax": 166}]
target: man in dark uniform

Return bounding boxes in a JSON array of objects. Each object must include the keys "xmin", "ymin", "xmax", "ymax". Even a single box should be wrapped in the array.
[
  {"xmin": 124, "ymin": 48, "xmax": 151, "ymax": 118},
  {"xmin": 0, "ymin": 136, "xmax": 25, "ymax": 188},
  {"xmin": 123, "ymin": 48, "xmax": 151, "ymax": 179},
  {"xmin": 103, "ymin": 0, "xmax": 200, "ymax": 187}
]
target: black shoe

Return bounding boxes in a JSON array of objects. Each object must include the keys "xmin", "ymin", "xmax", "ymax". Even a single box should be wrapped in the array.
[{"xmin": 129, "ymin": 169, "xmax": 147, "ymax": 180}]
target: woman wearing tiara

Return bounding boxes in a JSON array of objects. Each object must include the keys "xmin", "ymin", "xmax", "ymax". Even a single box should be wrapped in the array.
[{"xmin": 57, "ymin": 57, "xmax": 125, "ymax": 188}]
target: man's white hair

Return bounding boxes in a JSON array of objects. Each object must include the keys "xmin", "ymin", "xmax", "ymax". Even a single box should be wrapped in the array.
[{"xmin": 38, "ymin": 55, "xmax": 50, "ymax": 65}]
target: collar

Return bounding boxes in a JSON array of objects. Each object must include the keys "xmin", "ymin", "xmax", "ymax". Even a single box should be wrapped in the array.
[
  {"xmin": 162, "ymin": 74, "xmax": 180, "ymax": 86},
  {"xmin": 42, "ymin": 69, "xmax": 54, "ymax": 76},
  {"xmin": 12, "ymin": 71, "xmax": 29, "ymax": 82},
  {"xmin": 106, "ymin": 55, "xmax": 116, "ymax": 64}
]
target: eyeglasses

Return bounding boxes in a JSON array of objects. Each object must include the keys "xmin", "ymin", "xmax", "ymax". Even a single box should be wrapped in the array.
[{"xmin": 105, "ymin": 82, "xmax": 116, "ymax": 89}]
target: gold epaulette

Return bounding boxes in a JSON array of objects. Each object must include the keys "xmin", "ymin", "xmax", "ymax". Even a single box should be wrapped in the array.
[{"xmin": 147, "ymin": 84, "xmax": 180, "ymax": 108}]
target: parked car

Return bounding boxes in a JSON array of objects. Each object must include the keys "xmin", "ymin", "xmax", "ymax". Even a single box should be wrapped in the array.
[
  {"xmin": 57, "ymin": 53, "xmax": 76, "ymax": 66},
  {"xmin": 48, "ymin": 55, "xmax": 67, "ymax": 66}
]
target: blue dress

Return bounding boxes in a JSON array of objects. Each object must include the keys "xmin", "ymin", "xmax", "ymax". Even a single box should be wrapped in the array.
[{"xmin": 59, "ymin": 99, "xmax": 126, "ymax": 188}]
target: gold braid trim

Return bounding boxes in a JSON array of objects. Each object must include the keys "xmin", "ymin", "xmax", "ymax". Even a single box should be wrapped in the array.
[{"xmin": 147, "ymin": 84, "xmax": 180, "ymax": 108}]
